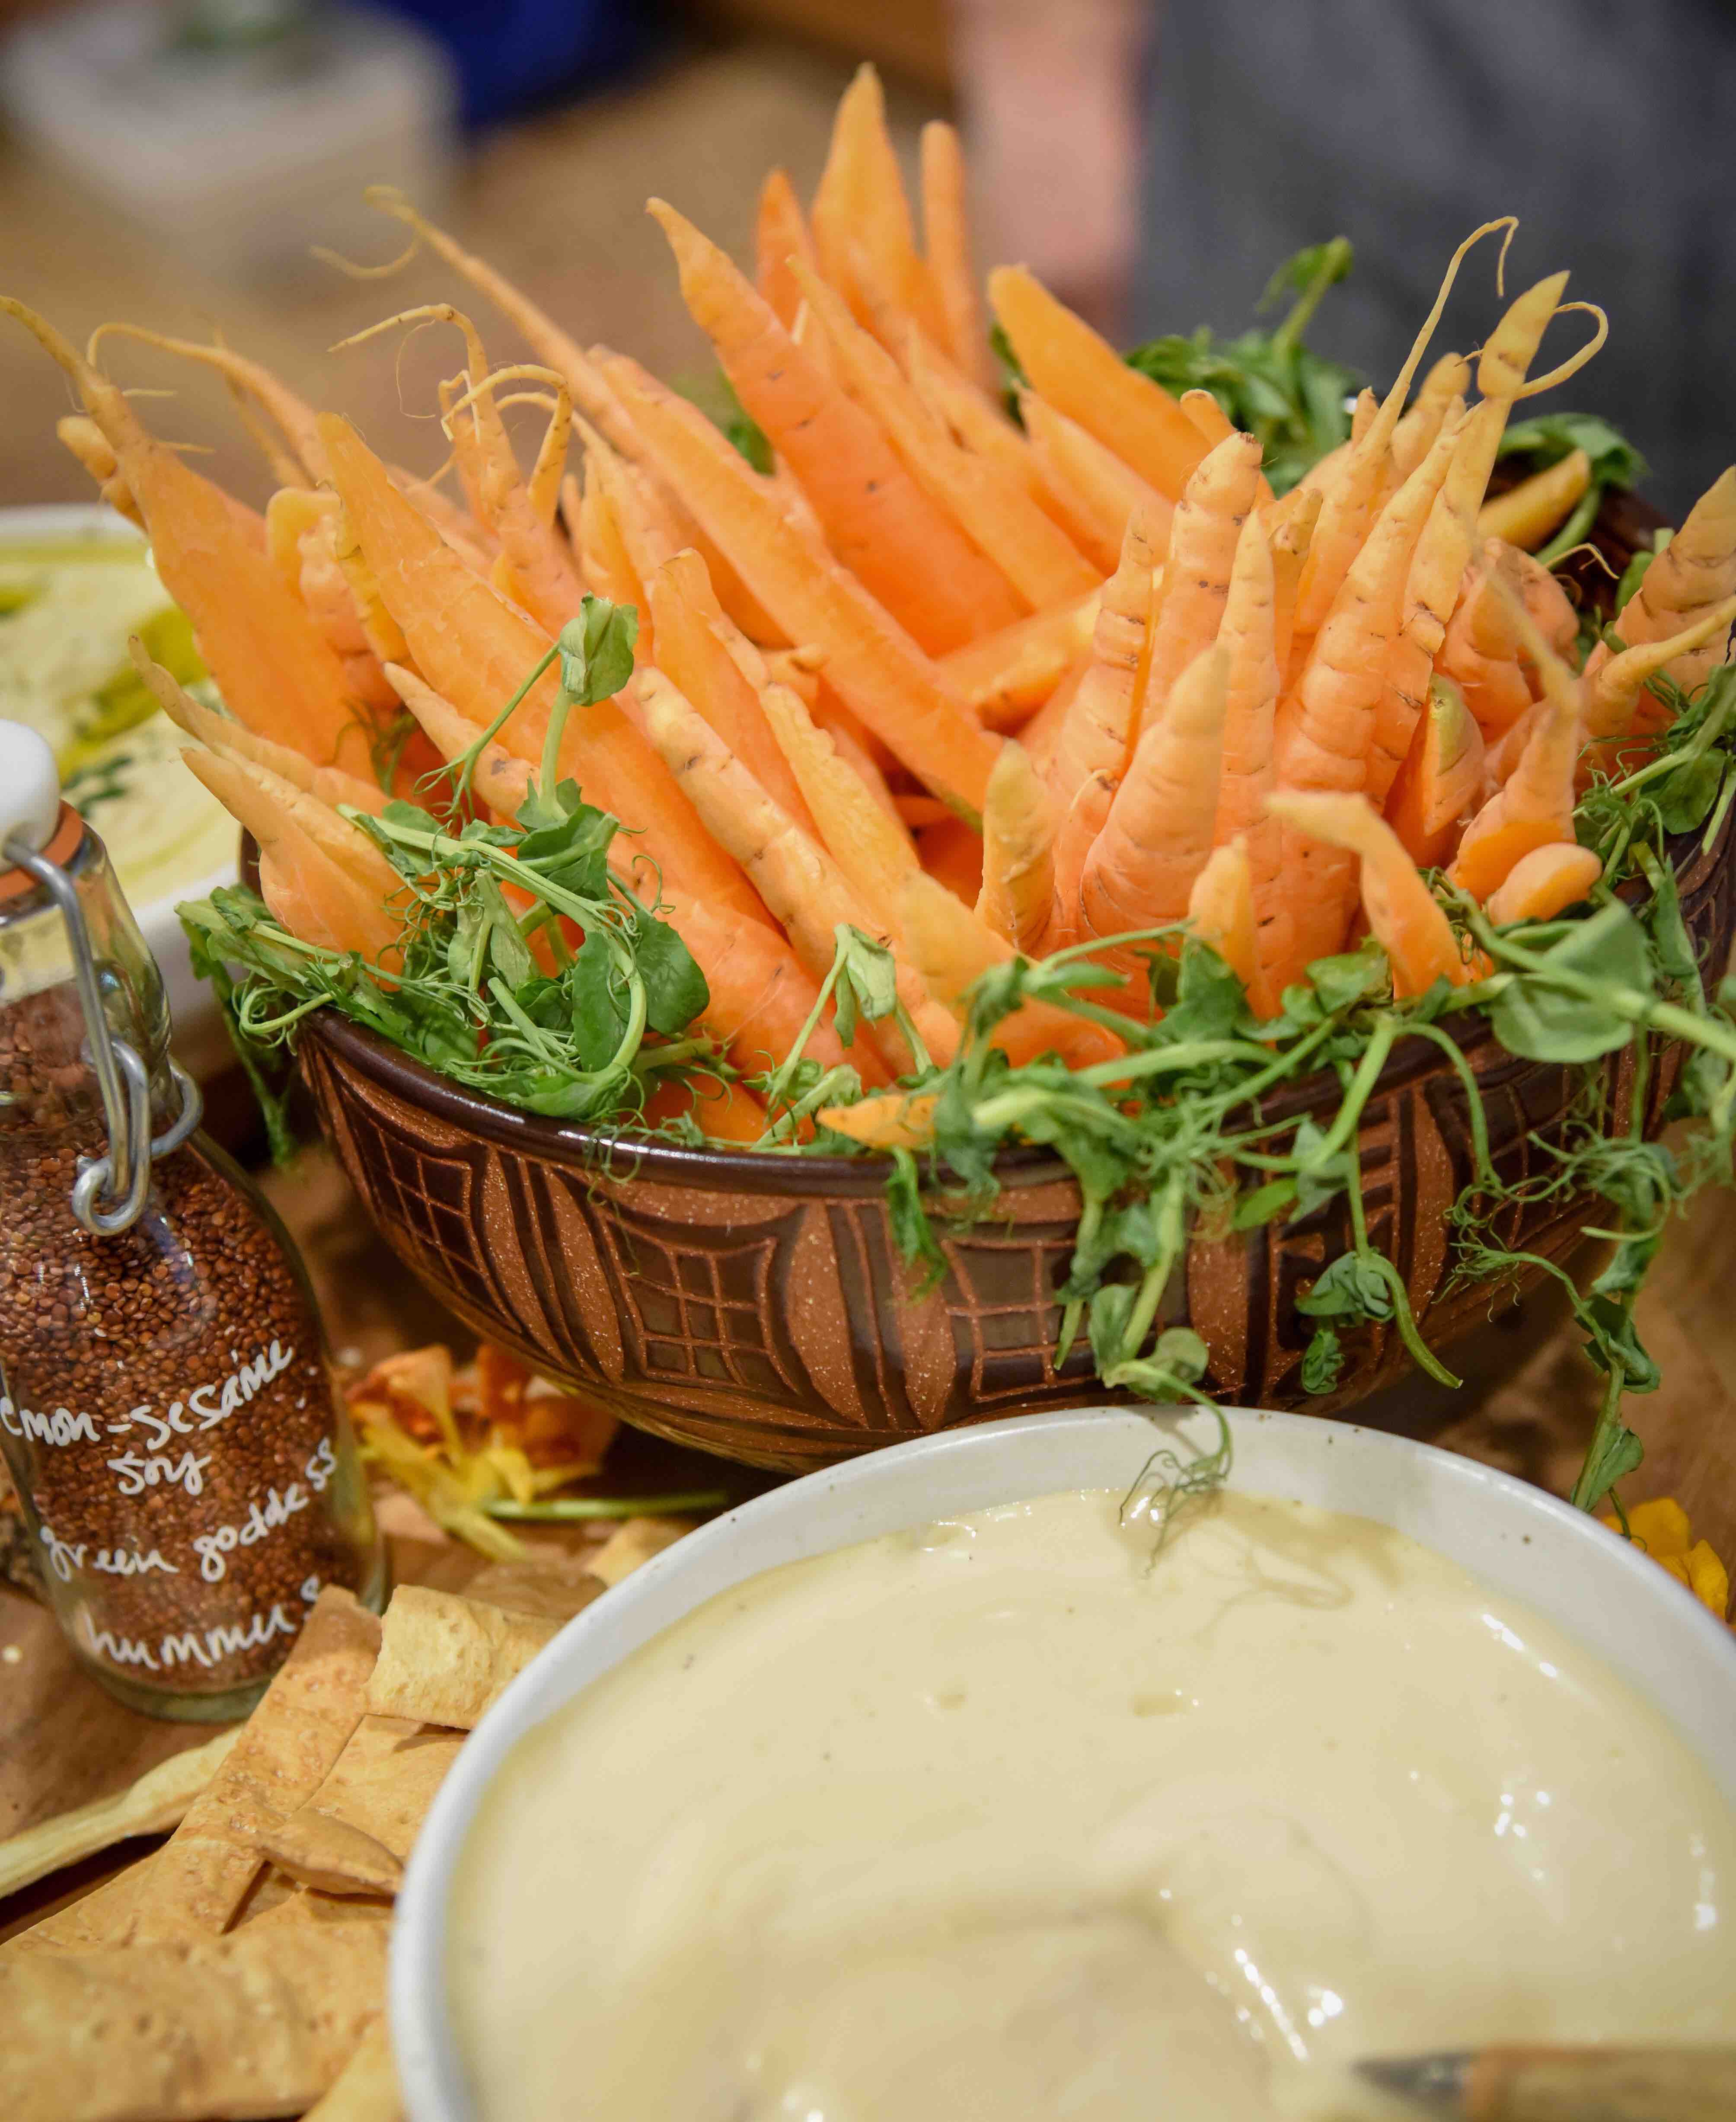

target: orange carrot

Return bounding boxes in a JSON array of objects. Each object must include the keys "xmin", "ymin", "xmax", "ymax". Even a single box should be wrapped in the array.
[
  {"xmin": 816, "ymin": 1089, "xmax": 938, "ymax": 1150},
  {"xmin": 651, "ymin": 198, "xmax": 1021, "ymax": 654},
  {"xmin": 1179, "ymin": 390, "xmax": 1236, "ymax": 449},
  {"xmin": 1385, "ymin": 675, "xmax": 1486, "ymax": 869},
  {"xmin": 1212, "ymin": 512, "xmax": 1289, "ymax": 1016},
  {"xmin": 976, "ymin": 740, "xmax": 1057, "ymax": 953},
  {"xmin": 9, "ymin": 302, "xmax": 373, "ymax": 775},
  {"xmin": 320, "ymin": 411, "xmax": 769, "ymax": 931},
  {"xmin": 639, "ymin": 668, "xmax": 955, "ymax": 1075},
  {"xmin": 1273, "ymin": 416, "xmax": 1462, "ymax": 973},
  {"xmin": 1448, "ymin": 623, "xmax": 1580, "ymax": 902},
  {"xmin": 1187, "ymin": 838, "xmax": 1256, "ymax": 994},
  {"xmin": 1288, "ymin": 433, "xmax": 1395, "ymax": 686},
  {"xmin": 1018, "ymin": 387, "xmax": 1174, "ymax": 573},
  {"xmin": 641, "ymin": 1073, "xmax": 768, "ymax": 1144},
  {"xmin": 388, "ymin": 463, "xmax": 495, "ymax": 575},
  {"xmin": 916, "ymin": 816, "xmax": 984, "ymax": 905},
  {"xmin": 918, "ymin": 120, "xmax": 994, "ymax": 389},
  {"xmin": 1439, "ymin": 540, "xmax": 1535, "ymax": 737},
  {"xmin": 938, "ymin": 589, "xmax": 1102, "ymax": 731},
  {"xmin": 989, "ymin": 265, "xmax": 1208, "ymax": 499},
  {"xmin": 1140, "ymin": 432, "xmax": 1265, "ymax": 746},
  {"xmin": 597, "ymin": 352, "xmax": 1000, "ymax": 821},
  {"xmin": 754, "ymin": 167, "xmax": 816, "ymax": 332},
  {"xmin": 1267, "ymin": 483, "xmax": 1321, "ymax": 682},
  {"xmin": 87, "ymin": 323, "xmax": 327, "ymax": 484},
  {"xmin": 1485, "ymin": 842, "xmax": 1602, "ymax": 926},
  {"xmin": 810, "ymin": 65, "xmax": 946, "ymax": 342},
  {"xmin": 791, "ymin": 258, "xmax": 1097, "ymax": 612},
  {"xmin": 900, "ymin": 322, "xmax": 1060, "ymax": 513},
  {"xmin": 440, "ymin": 364, "xmax": 587, "ymax": 635},
  {"xmin": 1267, "ymin": 791, "xmax": 1474, "ymax": 999},
  {"xmin": 673, "ymin": 899, "xmax": 882, "ymax": 1087},
  {"xmin": 1080, "ymin": 645, "xmax": 1230, "ymax": 942},
  {"xmin": 758, "ymin": 679, "xmax": 914, "ymax": 918},
  {"xmin": 1607, "ymin": 467, "xmax": 1736, "ymax": 690},
  {"xmin": 578, "ymin": 467, "xmax": 649, "ymax": 653},
  {"xmin": 899, "ymin": 872, "xmax": 1122, "ymax": 1070}
]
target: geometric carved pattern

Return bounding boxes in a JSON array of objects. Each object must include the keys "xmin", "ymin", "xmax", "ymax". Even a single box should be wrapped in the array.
[{"xmin": 298, "ymin": 799, "xmax": 1736, "ymax": 1473}]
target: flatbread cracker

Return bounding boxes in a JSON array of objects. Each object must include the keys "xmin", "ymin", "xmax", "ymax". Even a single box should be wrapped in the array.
[
  {"xmin": 0, "ymin": 1850, "xmax": 160, "ymax": 1960},
  {"xmin": 304, "ymin": 2014, "xmax": 402, "ymax": 2120},
  {"xmin": 0, "ymin": 1728, "xmax": 239, "ymax": 1900},
  {"xmin": 128, "ymin": 1588, "xmax": 383, "ymax": 1942},
  {"xmin": 462, "ymin": 1553, "xmax": 606, "ymax": 1623},
  {"xmin": 1, "ymin": 1894, "xmax": 389, "ymax": 2121},
  {"xmin": 589, "ymin": 1516, "xmax": 690, "ymax": 1586},
  {"xmin": 260, "ymin": 1716, "xmax": 462, "ymax": 1897},
  {"xmin": 366, "ymin": 1587, "xmax": 558, "ymax": 1730}
]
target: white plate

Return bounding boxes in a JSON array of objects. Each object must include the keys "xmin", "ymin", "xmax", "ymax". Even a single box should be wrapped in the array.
[
  {"xmin": 390, "ymin": 1403, "xmax": 1736, "ymax": 2122},
  {"xmin": 0, "ymin": 502, "xmax": 236, "ymax": 1077}
]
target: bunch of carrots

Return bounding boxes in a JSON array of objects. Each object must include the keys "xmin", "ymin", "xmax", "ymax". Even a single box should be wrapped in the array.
[{"xmin": 9, "ymin": 64, "xmax": 1736, "ymax": 1152}]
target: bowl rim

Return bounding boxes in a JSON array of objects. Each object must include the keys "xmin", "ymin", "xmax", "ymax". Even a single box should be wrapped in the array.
[{"xmin": 388, "ymin": 1401, "xmax": 1736, "ymax": 2122}]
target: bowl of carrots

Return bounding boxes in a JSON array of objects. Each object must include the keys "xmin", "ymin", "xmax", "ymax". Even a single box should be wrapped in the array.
[{"xmin": 12, "ymin": 66, "xmax": 1736, "ymax": 1505}]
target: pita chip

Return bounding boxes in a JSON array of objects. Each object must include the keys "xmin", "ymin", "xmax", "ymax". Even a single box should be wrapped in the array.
[
  {"xmin": 261, "ymin": 1716, "xmax": 463, "ymax": 1897},
  {"xmin": 366, "ymin": 1587, "xmax": 558, "ymax": 1729}
]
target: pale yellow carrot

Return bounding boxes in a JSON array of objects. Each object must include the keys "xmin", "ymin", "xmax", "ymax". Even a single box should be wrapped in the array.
[
  {"xmin": 817, "ymin": 1089, "xmax": 939, "ymax": 1150},
  {"xmin": 1583, "ymin": 596, "xmax": 1736, "ymax": 741},
  {"xmin": 1139, "ymin": 432, "xmax": 1265, "ymax": 745},
  {"xmin": 1047, "ymin": 504, "xmax": 1163, "ymax": 818},
  {"xmin": 1610, "ymin": 467, "xmax": 1736, "ymax": 690},
  {"xmin": 1485, "ymin": 842, "xmax": 1602, "ymax": 926},
  {"xmin": 1187, "ymin": 838, "xmax": 1256, "ymax": 994},
  {"xmin": 1273, "ymin": 416, "xmax": 1462, "ymax": 973},
  {"xmin": 976, "ymin": 740, "xmax": 1057, "ymax": 952},
  {"xmin": 900, "ymin": 871, "xmax": 1122, "ymax": 1070},
  {"xmin": 758, "ymin": 678, "xmax": 916, "ymax": 920},
  {"xmin": 1478, "ymin": 448, "xmax": 1592, "ymax": 550},
  {"xmin": 1268, "ymin": 482, "xmax": 1321, "ymax": 681},
  {"xmin": 1390, "ymin": 352, "xmax": 1471, "ymax": 479},
  {"xmin": 1449, "ymin": 606, "xmax": 1581, "ymax": 901}
]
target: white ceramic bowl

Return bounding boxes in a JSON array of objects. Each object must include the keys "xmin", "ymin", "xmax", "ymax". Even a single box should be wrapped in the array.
[
  {"xmin": 391, "ymin": 1405, "xmax": 1736, "ymax": 2121},
  {"xmin": 0, "ymin": 503, "xmax": 236, "ymax": 1077}
]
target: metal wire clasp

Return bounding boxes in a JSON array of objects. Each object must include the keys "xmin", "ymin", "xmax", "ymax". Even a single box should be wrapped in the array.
[{"xmin": 2, "ymin": 835, "xmax": 203, "ymax": 1236}]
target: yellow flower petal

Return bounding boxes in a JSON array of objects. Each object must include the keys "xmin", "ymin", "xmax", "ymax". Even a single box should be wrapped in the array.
[
  {"xmin": 1686, "ymin": 1540, "xmax": 1732, "ymax": 1622},
  {"xmin": 1625, "ymin": 1497, "xmax": 1693, "ymax": 1560}
]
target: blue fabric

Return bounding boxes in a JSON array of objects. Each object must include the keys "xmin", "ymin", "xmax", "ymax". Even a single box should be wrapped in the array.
[{"xmin": 376, "ymin": 0, "xmax": 653, "ymax": 128}]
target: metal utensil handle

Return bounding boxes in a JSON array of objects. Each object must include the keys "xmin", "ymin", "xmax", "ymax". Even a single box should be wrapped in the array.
[{"xmin": 3, "ymin": 836, "xmax": 203, "ymax": 1236}]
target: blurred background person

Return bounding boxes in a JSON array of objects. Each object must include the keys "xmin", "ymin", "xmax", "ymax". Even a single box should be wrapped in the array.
[{"xmin": 950, "ymin": 0, "xmax": 1735, "ymax": 516}]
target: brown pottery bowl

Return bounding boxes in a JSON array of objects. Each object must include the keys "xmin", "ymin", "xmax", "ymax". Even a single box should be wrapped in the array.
[
  {"xmin": 291, "ymin": 490, "xmax": 1732, "ymax": 1470},
  {"xmin": 298, "ymin": 795, "xmax": 1736, "ymax": 1471}
]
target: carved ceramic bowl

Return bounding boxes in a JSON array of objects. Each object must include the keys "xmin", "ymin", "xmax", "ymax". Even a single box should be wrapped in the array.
[
  {"xmin": 294, "ymin": 492, "xmax": 1733, "ymax": 1470},
  {"xmin": 296, "ymin": 791, "xmax": 1734, "ymax": 1470}
]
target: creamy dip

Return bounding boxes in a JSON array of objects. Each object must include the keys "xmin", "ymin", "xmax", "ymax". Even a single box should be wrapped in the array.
[{"xmin": 449, "ymin": 1489, "xmax": 1736, "ymax": 2121}]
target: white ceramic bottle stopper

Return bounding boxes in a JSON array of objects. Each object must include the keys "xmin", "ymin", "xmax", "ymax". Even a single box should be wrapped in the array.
[{"xmin": 0, "ymin": 721, "xmax": 62, "ymax": 860}]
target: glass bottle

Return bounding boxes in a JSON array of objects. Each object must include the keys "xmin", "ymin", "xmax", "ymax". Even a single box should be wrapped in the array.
[{"xmin": 0, "ymin": 726, "xmax": 384, "ymax": 1719}]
